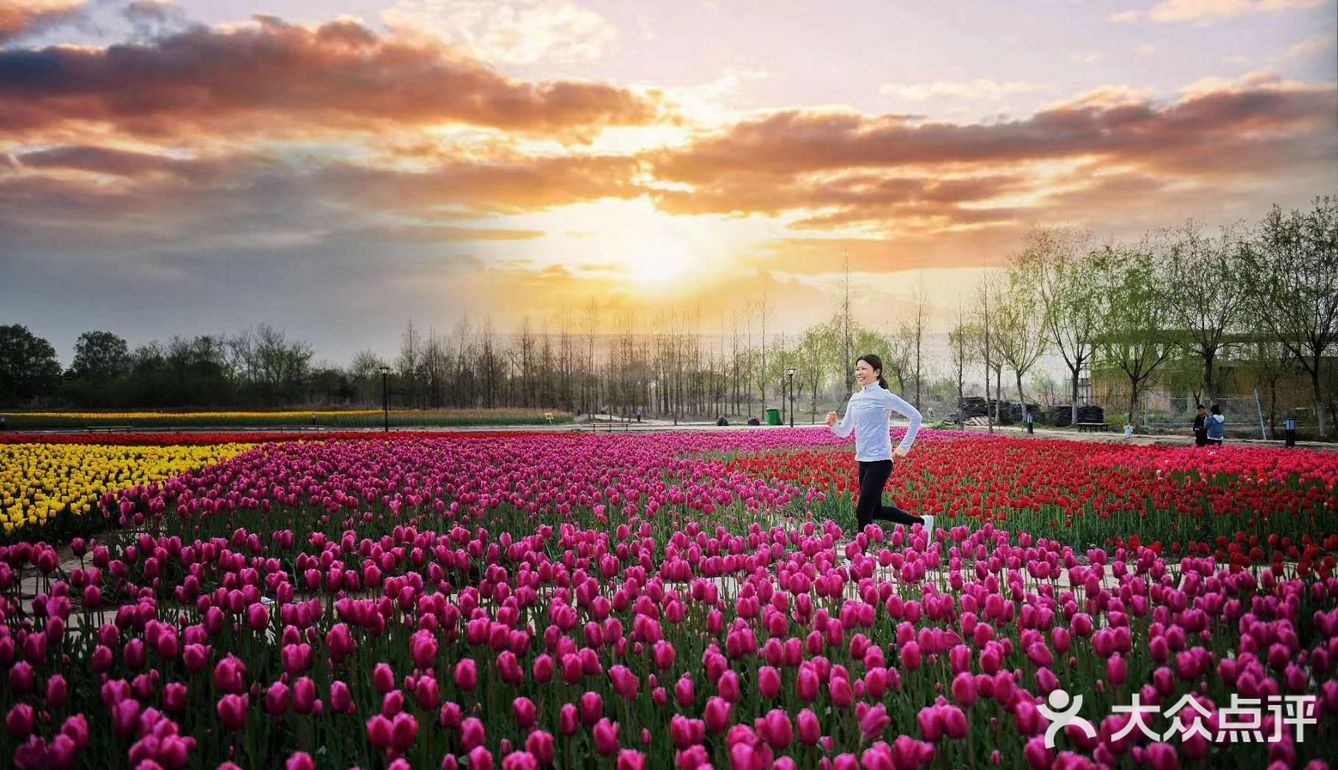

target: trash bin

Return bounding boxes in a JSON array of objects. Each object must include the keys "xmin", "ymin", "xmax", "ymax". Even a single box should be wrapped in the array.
[{"xmin": 765, "ymin": 408, "xmax": 781, "ymax": 425}]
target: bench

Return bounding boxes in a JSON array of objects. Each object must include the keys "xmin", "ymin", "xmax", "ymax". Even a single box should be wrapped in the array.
[{"xmin": 1076, "ymin": 422, "xmax": 1109, "ymax": 433}]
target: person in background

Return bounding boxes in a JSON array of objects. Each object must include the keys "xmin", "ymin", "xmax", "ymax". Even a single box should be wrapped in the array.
[
  {"xmin": 1206, "ymin": 404, "xmax": 1226, "ymax": 446},
  {"xmin": 1193, "ymin": 403, "xmax": 1208, "ymax": 447}
]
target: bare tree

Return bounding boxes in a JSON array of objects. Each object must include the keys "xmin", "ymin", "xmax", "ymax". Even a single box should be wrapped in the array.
[{"xmin": 397, "ymin": 319, "xmax": 421, "ymax": 409}]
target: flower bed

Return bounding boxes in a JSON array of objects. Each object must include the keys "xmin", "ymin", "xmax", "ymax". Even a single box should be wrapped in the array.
[{"xmin": 1, "ymin": 431, "xmax": 1334, "ymax": 768}]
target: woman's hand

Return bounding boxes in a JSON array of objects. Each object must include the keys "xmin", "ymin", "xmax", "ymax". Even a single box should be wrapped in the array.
[
  {"xmin": 893, "ymin": 447, "xmax": 909, "ymax": 458},
  {"xmin": 824, "ymin": 411, "xmax": 838, "ymax": 427}
]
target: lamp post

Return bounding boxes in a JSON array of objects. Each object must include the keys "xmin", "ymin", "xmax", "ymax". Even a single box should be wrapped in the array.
[
  {"xmin": 786, "ymin": 367, "xmax": 798, "ymax": 428},
  {"xmin": 378, "ymin": 365, "xmax": 391, "ymax": 433}
]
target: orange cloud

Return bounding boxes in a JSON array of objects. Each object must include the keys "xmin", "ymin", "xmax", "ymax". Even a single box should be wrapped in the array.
[
  {"xmin": 0, "ymin": 15, "xmax": 663, "ymax": 142},
  {"xmin": 642, "ymin": 79, "xmax": 1336, "ymax": 231},
  {"xmin": 0, "ymin": 0, "xmax": 84, "ymax": 43}
]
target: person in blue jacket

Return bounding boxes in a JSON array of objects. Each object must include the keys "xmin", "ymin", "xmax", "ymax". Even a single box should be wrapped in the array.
[
  {"xmin": 1206, "ymin": 404, "xmax": 1226, "ymax": 446},
  {"xmin": 825, "ymin": 354, "xmax": 933, "ymax": 540}
]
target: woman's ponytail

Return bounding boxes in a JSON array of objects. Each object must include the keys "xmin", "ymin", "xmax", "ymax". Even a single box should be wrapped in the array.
[{"xmin": 877, "ymin": 375, "xmax": 888, "ymax": 389}]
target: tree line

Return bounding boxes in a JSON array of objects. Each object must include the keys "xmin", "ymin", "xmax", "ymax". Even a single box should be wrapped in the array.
[
  {"xmin": 2, "ymin": 196, "xmax": 1333, "ymax": 434},
  {"xmin": 960, "ymin": 196, "xmax": 1337, "ymax": 436}
]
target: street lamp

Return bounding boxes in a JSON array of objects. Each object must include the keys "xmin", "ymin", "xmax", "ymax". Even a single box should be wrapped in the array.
[
  {"xmin": 786, "ymin": 367, "xmax": 798, "ymax": 428},
  {"xmin": 378, "ymin": 365, "xmax": 391, "ymax": 433}
]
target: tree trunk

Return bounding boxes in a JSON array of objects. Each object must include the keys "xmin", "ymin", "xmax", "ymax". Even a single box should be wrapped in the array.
[
  {"xmin": 1070, "ymin": 366, "xmax": 1080, "ymax": 427},
  {"xmin": 995, "ymin": 366, "xmax": 1002, "ymax": 423},
  {"xmin": 1015, "ymin": 371, "xmax": 1025, "ymax": 405},
  {"xmin": 1313, "ymin": 364, "xmax": 1329, "ymax": 438},
  {"xmin": 1203, "ymin": 349, "xmax": 1216, "ymax": 403},
  {"xmin": 1128, "ymin": 376, "xmax": 1139, "ymax": 426}
]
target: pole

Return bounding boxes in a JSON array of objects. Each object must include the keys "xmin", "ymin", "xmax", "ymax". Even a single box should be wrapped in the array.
[{"xmin": 381, "ymin": 370, "xmax": 389, "ymax": 432}]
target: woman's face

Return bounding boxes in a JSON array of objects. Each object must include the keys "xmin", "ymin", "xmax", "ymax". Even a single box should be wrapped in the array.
[{"xmin": 855, "ymin": 359, "xmax": 877, "ymax": 386}]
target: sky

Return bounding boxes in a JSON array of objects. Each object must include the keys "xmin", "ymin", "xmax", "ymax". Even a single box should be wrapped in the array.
[{"xmin": 1, "ymin": 0, "xmax": 1335, "ymax": 368}]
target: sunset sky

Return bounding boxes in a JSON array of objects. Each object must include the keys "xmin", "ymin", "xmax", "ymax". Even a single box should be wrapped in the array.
[{"xmin": 2, "ymin": 0, "xmax": 1335, "ymax": 366}]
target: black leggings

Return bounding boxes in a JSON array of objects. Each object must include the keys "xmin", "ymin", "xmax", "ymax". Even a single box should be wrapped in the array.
[{"xmin": 855, "ymin": 459, "xmax": 923, "ymax": 530}]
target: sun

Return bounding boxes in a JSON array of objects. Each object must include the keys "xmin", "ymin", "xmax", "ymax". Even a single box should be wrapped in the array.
[{"xmin": 626, "ymin": 240, "xmax": 691, "ymax": 288}]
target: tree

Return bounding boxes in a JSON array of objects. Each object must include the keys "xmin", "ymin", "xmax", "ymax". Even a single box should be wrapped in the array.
[
  {"xmin": 841, "ymin": 253, "xmax": 854, "ymax": 395},
  {"xmin": 248, "ymin": 324, "xmax": 313, "ymax": 405},
  {"xmin": 347, "ymin": 349, "xmax": 388, "ymax": 404},
  {"xmin": 948, "ymin": 304, "xmax": 972, "ymax": 426},
  {"xmin": 995, "ymin": 266, "xmax": 1048, "ymax": 405},
  {"xmin": 0, "ymin": 325, "xmax": 61, "ymax": 404},
  {"xmin": 1015, "ymin": 226, "xmax": 1101, "ymax": 426},
  {"xmin": 70, "ymin": 331, "xmax": 131, "ymax": 381},
  {"xmin": 1159, "ymin": 220, "xmax": 1251, "ymax": 402},
  {"xmin": 886, "ymin": 324, "xmax": 914, "ymax": 394},
  {"xmin": 1242, "ymin": 196, "xmax": 1338, "ymax": 438},
  {"xmin": 1092, "ymin": 242, "xmax": 1173, "ymax": 425},
  {"xmin": 1238, "ymin": 338, "xmax": 1294, "ymax": 434},
  {"xmin": 398, "ymin": 320, "xmax": 421, "ymax": 409},
  {"xmin": 897, "ymin": 282, "xmax": 928, "ymax": 407},
  {"xmin": 797, "ymin": 320, "xmax": 838, "ymax": 422},
  {"xmin": 972, "ymin": 272, "xmax": 1007, "ymax": 431}
]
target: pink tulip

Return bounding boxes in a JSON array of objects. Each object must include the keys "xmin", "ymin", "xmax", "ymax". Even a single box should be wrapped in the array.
[
  {"xmin": 526, "ymin": 730, "xmax": 556, "ymax": 765},
  {"xmin": 265, "ymin": 681, "xmax": 290, "ymax": 716},
  {"xmin": 559, "ymin": 703, "xmax": 579, "ymax": 736},
  {"xmin": 705, "ymin": 696, "xmax": 732, "ymax": 733},
  {"xmin": 6, "ymin": 703, "xmax": 35, "ymax": 740},
  {"xmin": 951, "ymin": 672, "xmax": 977, "ymax": 706},
  {"xmin": 594, "ymin": 718, "xmax": 620, "ymax": 756},
  {"xmin": 449, "ymin": 657, "xmax": 478, "ymax": 690},
  {"xmin": 763, "ymin": 709, "xmax": 793, "ymax": 749},
  {"xmin": 795, "ymin": 708, "xmax": 821, "ymax": 746},
  {"xmin": 514, "ymin": 697, "xmax": 537, "ymax": 729},
  {"xmin": 216, "ymin": 694, "xmax": 248, "ymax": 731},
  {"xmin": 861, "ymin": 703, "xmax": 891, "ymax": 741},
  {"xmin": 461, "ymin": 717, "xmax": 486, "ymax": 751}
]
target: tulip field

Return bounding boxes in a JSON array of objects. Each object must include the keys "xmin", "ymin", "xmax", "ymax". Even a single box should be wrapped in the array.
[{"xmin": 2, "ymin": 428, "xmax": 1336, "ymax": 770}]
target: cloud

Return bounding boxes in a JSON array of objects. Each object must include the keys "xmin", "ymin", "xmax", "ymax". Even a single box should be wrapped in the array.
[
  {"xmin": 1278, "ymin": 32, "xmax": 1337, "ymax": 60},
  {"xmin": 120, "ymin": 1, "xmax": 193, "ymax": 42},
  {"xmin": 0, "ymin": 14, "xmax": 663, "ymax": 143},
  {"xmin": 878, "ymin": 79, "xmax": 1057, "ymax": 101},
  {"xmin": 1112, "ymin": 0, "xmax": 1323, "ymax": 24},
  {"xmin": 0, "ymin": 0, "xmax": 86, "ymax": 43},
  {"xmin": 643, "ymin": 77, "xmax": 1337, "ymax": 234},
  {"xmin": 381, "ymin": 0, "xmax": 618, "ymax": 67}
]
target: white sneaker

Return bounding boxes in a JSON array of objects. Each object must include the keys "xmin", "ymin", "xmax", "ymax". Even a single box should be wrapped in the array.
[{"xmin": 921, "ymin": 514, "xmax": 936, "ymax": 544}]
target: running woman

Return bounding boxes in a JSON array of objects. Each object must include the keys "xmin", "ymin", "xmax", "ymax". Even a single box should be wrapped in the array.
[{"xmin": 824, "ymin": 354, "xmax": 934, "ymax": 541}]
